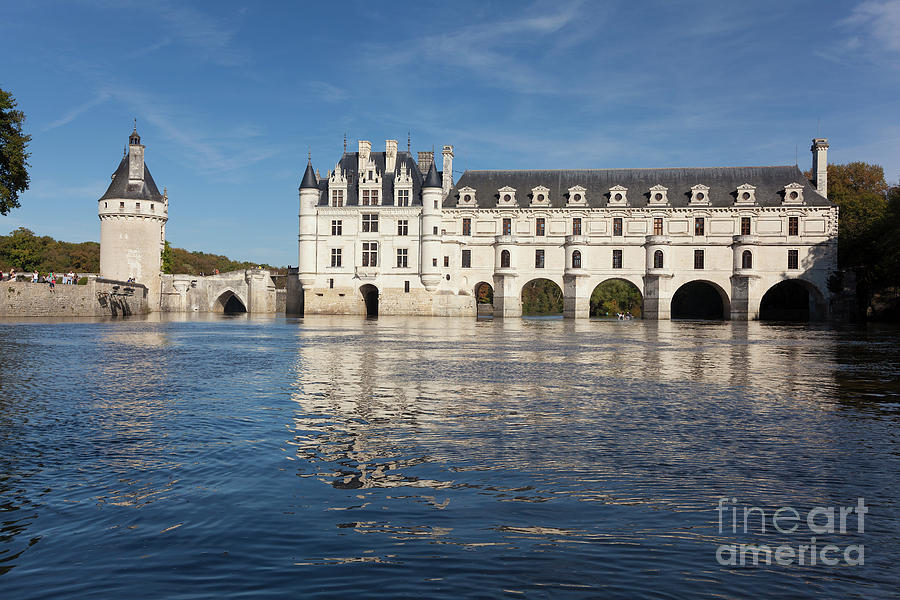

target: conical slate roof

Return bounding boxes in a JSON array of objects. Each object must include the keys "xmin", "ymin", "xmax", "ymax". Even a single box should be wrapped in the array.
[
  {"xmin": 99, "ymin": 157, "xmax": 163, "ymax": 202},
  {"xmin": 423, "ymin": 160, "xmax": 442, "ymax": 188},
  {"xmin": 299, "ymin": 161, "xmax": 318, "ymax": 189}
]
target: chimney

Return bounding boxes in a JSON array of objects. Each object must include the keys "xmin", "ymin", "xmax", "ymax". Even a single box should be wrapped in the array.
[
  {"xmin": 442, "ymin": 145, "xmax": 453, "ymax": 196},
  {"xmin": 358, "ymin": 140, "xmax": 371, "ymax": 174},
  {"xmin": 418, "ymin": 151, "xmax": 433, "ymax": 175},
  {"xmin": 385, "ymin": 139, "xmax": 398, "ymax": 172},
  {"xmin": 811, "ymin": 138, "xmax": 828, "ymax": 198},
  {"xmin": 128, "ymin": 129, "xmax": 145, "ymax": 185}
]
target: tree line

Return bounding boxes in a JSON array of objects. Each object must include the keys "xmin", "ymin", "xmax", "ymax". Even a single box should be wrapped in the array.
[{"xmin": 0, "ymin": 228, "xmax": 279, "ymax": 276}]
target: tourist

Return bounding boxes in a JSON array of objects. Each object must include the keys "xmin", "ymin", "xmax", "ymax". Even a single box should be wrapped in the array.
[
  {"xmin": 48, "ymin": 272, "xmax": 55, "ymax": 291},
  {"xmin": 32, "ymin": 271, "xmax": 39, "ymax": 283}
]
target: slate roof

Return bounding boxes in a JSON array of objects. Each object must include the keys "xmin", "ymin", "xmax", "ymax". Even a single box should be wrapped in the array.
[
  {"xmin": 423, "ymin": 160, "xmax": 442, "ymax": 188},
  {"xmin": 315, "ymin": 151, "xmax": 439, "ymax": 206},
  {"xmin": 447, "ymin": 165, "xmax": 830, "ymax": 208},
  {"xmin": 299, "ymin": 161, "xmax": 318, "ymax": 189},
  {"xmin": 99, "ymin": 157, "xmax": 164, "ymax": 202}
]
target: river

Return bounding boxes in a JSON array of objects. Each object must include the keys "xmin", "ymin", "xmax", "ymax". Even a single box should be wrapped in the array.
[{"xmin": 0, "ymin": 315, "xmax": 898, "ymax": 598}]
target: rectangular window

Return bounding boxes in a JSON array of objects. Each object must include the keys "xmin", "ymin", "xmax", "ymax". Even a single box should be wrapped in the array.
[
  {"xmin": 362, "ymin": 189, "xmax": 371, "ymax": 206},
  {"xmin": 397, "ymin": 219, "xmax": 408, "ymax": 236},
  {"xmin": 535, "ymin": 249, "xmax": 545, "ymax": 269},
  {"xmin": 362, "ymin": 214, "xmax": 378, "ymax": 233},
  {"xmin": 741, "ymin": 217, "xmax": 751, "ymax": 236},
  {"xmin": 120, "ymin": 202, "xmax": 125, "ymax": 208},
  {"xmin": 331, "ymin": 189, "xmax": 344, "ymax": 207},
  {"xmin": 444, "ymin": 256, "xmax": 449, "ymax": 267},
  {"xmin": 372, "ymin": 189, "xmax": 379, "ymax": 205},
  {"xmin": 462, "ymin": 218, "xmax": 472, "ymax": 236},
  {"xmin": 613, "ymin": 218, "xmax": 623, "ymax": 236},
  {"xmin": 404, "ymin": 280, "xmax": 410, "ymax": 293},
  {"xmin": 695, "ymin": 217, "xmax": 705, "ymax": 236},
  {"xmin": 612, "ymin": 249, "xmax": 623, "ymax": 269},
  {"xmin": 136, "ymin": 202, "xmax": 140, "ymax": 209},
  {"xmin": 362, "ymin": 242, "xmax": 378, "ymax": 267},
  {"xmin": 653, "ymin": 217, "xmax": 663, "ymax": 235},
  {"xmin": 572, "ymin": 218, "xmax": 582, "ymax": 236},
  {"xmin": 462, "ymin": 249, "xmax": 471, "ymax": 268},
  {"xmin": 329, "ymin": 278, "xmax": 334, "ymax": 289},
  {"xmin": 694, "ymin": 249, "xmax": 704, "ymax": 269},
  {"xmin": 432, "ymin": 258, "xmax": 438, "ymax": 267},
  {"xmin": 396, "ymin": 248, "xmax": 408, "ymax": 268},
  {"xmin": 397, "ymin": 189, "xmax": 410, "ymax": 206},
  {"xmin": 536, "ymin": 218, "xmax": 545, "ymax": 236},
  {"xmin": 330, "ymin": 248, "xmax": 342, "ymax": 268},
  {"xmin": 789, "ymin": 216, "xmax": 799, "ymax": 236},
  {"xmin": 502, "ymin": 218, "xmax": 512, "ymax": 235},
  {"xmin": 331, "ymin": 220, "xmax": 342, "ymax": 235},
  {"xmin": 150, "ymin": 203, "xmax": 154, "ymax": 211},
  {"xmin": 433, "ymin": 226, "xmax": 438, "ymax": 235},
  {"xmin": 788, "ymin": 249, "xmax": 799, "ymax": 270}
]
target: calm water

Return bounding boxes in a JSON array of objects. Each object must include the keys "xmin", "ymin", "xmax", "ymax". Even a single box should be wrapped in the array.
[{"xmin": 0, "ymin": 315, "xmax": 898, "ymax": 599}]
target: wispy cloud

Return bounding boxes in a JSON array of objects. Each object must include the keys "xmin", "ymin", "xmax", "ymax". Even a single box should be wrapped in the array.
[
  {"xmin": 369, "ymin": 0, "xmax": 589, "ymax": 93},
  {"xmin": 843, "ymin": 0, "xmax": 900, "ymax": 52},
  {"xmin": 43, "ymin": 92, "xmax": 111, "ymax": 131},
  {"xmin": 149, "ymin": 1, "xmax": 249, "ymax": 67}
]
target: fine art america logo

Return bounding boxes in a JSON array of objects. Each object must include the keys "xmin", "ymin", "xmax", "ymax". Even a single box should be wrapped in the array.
[{"xmin": 716, "ymin": 497, "xmax": 867, "ymax": 566}]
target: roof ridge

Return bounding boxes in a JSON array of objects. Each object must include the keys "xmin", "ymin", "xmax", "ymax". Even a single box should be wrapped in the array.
[{"xmin": 462, "ymin": 165, "xmax": 799, "ymax": 173}]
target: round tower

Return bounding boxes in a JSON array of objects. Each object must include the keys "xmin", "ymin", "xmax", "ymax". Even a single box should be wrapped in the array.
[
  {"xmin": 298, "ymin": 160, "xmax": 319, "ymax": 289},
  {"xmin": 420, "ymin": 161, "xmax": 443, "ymax": 291},
  {"xmin": 98, "ymin": 126, "xmax": 168, "ymax": 309}
]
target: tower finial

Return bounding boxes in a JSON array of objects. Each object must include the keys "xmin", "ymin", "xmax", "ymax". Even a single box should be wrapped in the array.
[
  {"xmin": 407, "ymin": 130, "xmax": 411, "ymax": 153},
  {"xmin": 308, "ymin": 146, "xmax": 311, "ymax": 162},
  {"xmin": 133, "ymin": 117, "xmax": 137, "ymax": 131},
  {"xmin": 343, "ymin": 132, "xmax": 347, "ymax": 153}
]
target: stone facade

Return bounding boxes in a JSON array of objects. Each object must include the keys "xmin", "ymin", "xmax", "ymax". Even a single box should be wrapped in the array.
[
  {"xmin": 160, "ymin": 270, "xmax": 277, "ymax": 313},
  {"xmin": 0, "ymin": 278, "xmax": 149, "ymax": 317},
  {"xmin": 98, "ymin": 128, "xmax": 168, "ymax": 308},
  {"xmin": 292, "ymin": 139, "xmax": 839, "ymax": 320}
]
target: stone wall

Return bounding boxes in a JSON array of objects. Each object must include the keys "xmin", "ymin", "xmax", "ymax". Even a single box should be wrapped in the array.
[
  {"xmin": 159, "ymin": 270, "xmax": 278, "ymax": 313},
  {"xmin": 0, "ymin": 278, "xmax": 149, "ymax": 318}
]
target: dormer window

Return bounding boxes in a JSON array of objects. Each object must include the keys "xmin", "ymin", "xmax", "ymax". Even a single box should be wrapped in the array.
[
  {"xmin": 783, "ymin": 183, "xmax": 804, "ymax": 205},
  {"xmin": 457, "ymin": 186, "xmax": 477, "ymax": 207},
  {"xmin": 394, "ymin": 161, "xmax": 413, "ymax": 207},
  {"xmin": 567, "ymin": 185, "xmax": 587, "ymax": 206},
  {"xmin": 690, "ymin": 184, "xmax": 710, "ymax": 206},
  {"xmin": 736, "ymin": 183, "xmax": 756, "ymax": 205},
  {"xmin": 531, "ymin": 185, "xmax": 550, "ymax": 207},
  {"xmin": 329, "ymin": 163, "xmax": 348, "ymax": 207},
  {"xmin": 649, "ymin": 184, "xmax": 668, "ymax": 206},
  {"xmin": 497, "ymin": 186, "xmax": 517, "ymax": 207},
  {"xmin": 608, "ymin": 185, "xmax": 627, "ymax": 207}
]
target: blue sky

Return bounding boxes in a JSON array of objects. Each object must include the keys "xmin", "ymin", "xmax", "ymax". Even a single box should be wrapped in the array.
[{"xmin": 2, "ymin": 0, "xmax": 899, "ymax": 266}]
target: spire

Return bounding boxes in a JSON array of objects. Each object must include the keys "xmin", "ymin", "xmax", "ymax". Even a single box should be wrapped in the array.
[
  {"xmin": 300, "ymin": 160, "xmax": 318, "ymax": 189},
  {"xmin": 423, "ymin": 159, "xmax": 442, "ymax": 189}
]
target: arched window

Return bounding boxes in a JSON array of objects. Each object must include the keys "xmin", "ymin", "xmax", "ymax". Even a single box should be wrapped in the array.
[
  {"xmin": 742, "ymin": 250, "xmax": 753, "ymax": 269},
  {"xmin": 572, "ymin": 250, "xmax": 582, "ymax": 269},
  {"xmin": 653, "ymin": 250, "xmax": 664, "ymax": 269},
  {"xmin": 500, "ymin": 249, "xmax": 511, "ymax": 268}
]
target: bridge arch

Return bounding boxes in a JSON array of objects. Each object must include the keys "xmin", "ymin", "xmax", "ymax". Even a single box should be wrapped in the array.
[
  {"xmin": 520, "ymin": 277, "xmax": 563, "ymax": 315},
  {"xmin": 671, "ymin": 280, "xmax": 730, "ymax": 320},
  {"xmin": 213, "ymin": 289, "xmax": 247, "ymax": 313},
  {"xmin": 590, "ymin": 277, "xmax": 643, "ymax": 318},
  {"xmin": 759, "ymin": 278, "xmax": 827, "ymax": 322},
  {"xmin": 359, "ymin": 283, "xmax": 379, "ymax": 317}
]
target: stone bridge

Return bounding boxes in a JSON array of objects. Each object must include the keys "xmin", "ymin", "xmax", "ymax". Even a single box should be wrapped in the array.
[{"xmin": 160, "ymin": 269, "xmax": 278, "ymax": 313}]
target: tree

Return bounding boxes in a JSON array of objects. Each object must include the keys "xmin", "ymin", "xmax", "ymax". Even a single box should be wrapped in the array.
[
  {"xmin": 0, "ymin": 88, "xmax": 31, "ymax": 215},
  {"xmin": 160, "ymin": 240, "xmax": 174, "ymax": 274},
  {"xmin": 1, "ymin": 227, "xmax": 43, "ymax": 272},
  {"xmin": 590, "ymin": 279, "xmax": 643, "ymax": 317}
]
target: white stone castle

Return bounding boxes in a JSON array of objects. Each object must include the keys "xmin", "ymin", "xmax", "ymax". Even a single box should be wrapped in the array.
[{"xmin": 294, "ymin": 138, "xmax": 838, "ymax": 320}]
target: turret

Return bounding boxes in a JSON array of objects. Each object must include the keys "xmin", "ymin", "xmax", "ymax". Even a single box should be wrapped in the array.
[
  {"xmin": 811, "ymin": 138, "xmax": 829, "ymax": 198},
  {"xmin": 98, "ymin": 126, "xmax": 167, "ymax": 309},
  {"xmin": 298, "ymin": 160, "xmax": 319, "ymax": 288},
  {"xmin": 420, "ymin": 161, "xmax": 443, "ymax": 291}
]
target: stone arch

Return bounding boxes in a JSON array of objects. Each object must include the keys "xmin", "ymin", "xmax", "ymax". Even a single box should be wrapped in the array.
[
  {"xmin": 759, "ymin": 278, "xmax": 827, "ymax": 322},
  {"xmin": 359, "ymin": 283, "xmax": 379, "ymax": 317},
  {"xmin": 671, "ymin": 280, "xmax": 730, "ymax": 320},
  {"xmin": 213, "ymin": 289, "xmax": 247, "ymax": 314},
  {"xmin": 590, "ymin": 277, "xmax": 644, "ymax": 318},
  {"xmin": 520, "ymin": 277, "xmax": 564, "ymax": 315}
]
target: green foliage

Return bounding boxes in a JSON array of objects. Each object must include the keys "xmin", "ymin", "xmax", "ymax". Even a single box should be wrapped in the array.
[
  {"xmin": 825, "ymin": 162, "xmax": 889, "ymax": 273},
  {"xmin": 0, "ymin": 229, "xmax": 280, "ymax": 277},
  {"xmin": 521, "ymin": 279, "xmax": 563, "ymax": 314},
  {"xmin": 0, "ymin": 88, "xmax": 31, "ymax": 215},
  {"xmin": 475, "ymin": 282, "xmax": 493, "ymax": 304},
  {"xmin": 590, "ymin": 279, "xmax": 643, "ymax": 317},
  {"xmin": 160, "ymin": 240, "xmax": 174, "ymax": 274}
]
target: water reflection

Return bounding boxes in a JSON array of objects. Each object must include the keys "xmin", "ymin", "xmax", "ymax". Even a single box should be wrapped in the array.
[{"xmin": 0, "ymin": 315, "xmax": 898, "ymax": 598}]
